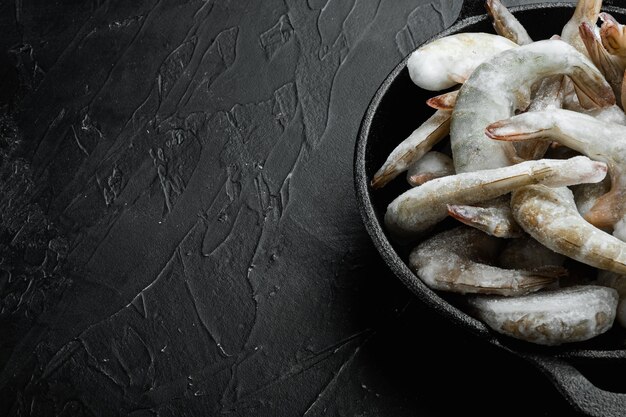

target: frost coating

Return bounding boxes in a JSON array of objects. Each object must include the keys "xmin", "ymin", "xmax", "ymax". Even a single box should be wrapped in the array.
[
  {"xmin": 407, "ymin": 33, "xmax": 516, "ymax": 91},
  {"xmin": 409, "ymin": 227, "xmax": 559, "ymax": 296},
  {"xmin": 451, "ymin": 39, "xmax": 614, "ymax": 174},
  {"xmin": 512, "ymin": 185, "xmax": 626, "ymax": 274},
  {"xmin": 406, "ymin": 151, "xmax": 454, "ymax": 186},
  {"xmin": 469, "ymin": 285, "xmax": 617, "ymax": 345},
  {"xmin": 487, "ymin": 108, "xmax": 626, "ymax": 228},
  {"xmin": 447, "ymin": 196, "xmax": 522, "ymax": 238},
  {"xmin": 384, "ymin": 156, "xmax": 607, "ymax": 237}
]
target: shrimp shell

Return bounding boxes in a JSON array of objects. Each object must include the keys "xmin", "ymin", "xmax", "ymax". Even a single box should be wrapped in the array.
[
  {"xmin": 447, "ymin": 197, "xmax": 523, "ymax": 238},
  {"xmin": 511, "ymin": 185, "xmax": 626, "ymax": 275},
  {"xmin": 409, "ymin": 227, "xmax": 559, "ymax": 296},
  {"xmin": 600, "ymin": 12, "xmax": 626, "ymax": 57},
  {"xmin": 451, "ymin": 39, "xmax": 614, "ymax": 174},
  {"xmin": 561, "ymin": 0, "xmax": 602, "ymax": 56},
  {"xmin": 385, "ymin": 156, "xmax": 607, "ymax": 237},
  {"xmin": 406, "ymin": 151, "xmax": 454, "ymax": 186},
  {"xmin": 485, "ymin": 0, "xmax": 533, "ymax": 46},
  {"xmin": 426, "ymin": 90, "xmax": 458, "ymax": 111},
  {"xmin": 486, "ymin": 108, "xmax": 626, "ymax": 228},
  {"xmin": 579, "ymin": 22, "xmax": 625, "ymax": 105},
  {"xmin": 468, "ymin": 285, "xmax": 617, "ymax": 345},
  {"xmin": 597, "ymin": 270, "xmax": 626, "ymax": 327},
  {"xmin": 407, "ymin": 33, "xmax": 517, "ymax": 91},
  {"xmin": 371, "ymin": 110, "xmax": 451, "ymax": 189}
]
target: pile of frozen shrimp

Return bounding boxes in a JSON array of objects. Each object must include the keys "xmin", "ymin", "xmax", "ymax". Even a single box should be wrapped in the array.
[{"xmin": 373, "ymin": 0, "xmax": 626, "ymax": 345}]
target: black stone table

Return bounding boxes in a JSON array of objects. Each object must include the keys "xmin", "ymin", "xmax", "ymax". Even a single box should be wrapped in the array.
[{"xmin": 0, "ymin": 1, "xmax": 586, "ymax": 415}]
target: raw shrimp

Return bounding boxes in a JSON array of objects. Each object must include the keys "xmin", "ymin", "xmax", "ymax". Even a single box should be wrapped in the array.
[
  {"xmin": 406, "ymin": 151, "xmax": 454, "ymax": 186},
  {"xmin": 407, "ymin": 33, "xmax": 516, "ymax": 91},
  {"xmin": 597, "ymin": 270, "xmax": 626, "ymax": 327},
  {"xmin": 486, "ymin": 108, "xmax": 626, "ymax": 228},
  {"xmin": 561, "ymin": 0, "xmax": 602, "ymax": 56},
  {"xmin": 450, "ymin": 39, "xmax": 614, "ymax": 174},
  {"xmin": 511, "ymin": 185, "xmax": 626, "ymax": 274},
  {"xmin": 485, "ymin": 0, "xmax": 533, "ymax": 45},
  {"xmin": 384, "ymin": 156, "xmax": 606, "ymax": 237},
  {"xmin": 409, "ymin": 227, "xmax": 559, "ymax": 296},
  {"xmin": 371, "ymin": 110, "xmax": 451, "ymax": 189},
  {"xmin": 468, "ymin": 285, "xmax": 617, "ymax": 345},
  {"xmin": 447, "ymin": 196, "xmax": 523, "ymax": 238},
  {"xmin": 450, "ymin": 71, "xmax": 564, "ymax": 237}
]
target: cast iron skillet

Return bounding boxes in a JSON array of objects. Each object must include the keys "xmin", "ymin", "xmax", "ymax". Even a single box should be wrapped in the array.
[{"xmin": 355, "ymin": 1, "xmax": 626, "ymax": 415}]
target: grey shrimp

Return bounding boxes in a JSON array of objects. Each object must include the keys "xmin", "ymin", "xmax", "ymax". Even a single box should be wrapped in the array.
[
  {"xmin": 409, "ymin": 227, "xmax": 559, "ymax": 296},
  {"xmin": 487, "ymin": 108, "xmax": 626, "ymax": 228},
  {"xmin": 511, "ymin": 185, "xmax": 626, "ymax": 274},
  {"xmin": 384, "ymin": 156, "xmax": 606, "ymax": 237},
  {"xmin": 450, "ymin": 39, "xmax": 614, "ymax": 174},
  {"xmin": 469, "ymin": 285, "xmax": 617, "ymax": 345}
]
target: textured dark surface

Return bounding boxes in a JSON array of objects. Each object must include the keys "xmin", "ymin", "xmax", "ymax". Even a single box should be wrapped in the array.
[{"xmin": 0, "ymin": 0, "xmax": 600, "ymax": 416}]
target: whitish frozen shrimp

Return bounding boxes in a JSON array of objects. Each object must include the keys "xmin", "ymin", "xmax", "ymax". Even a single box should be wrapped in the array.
[
  {"xmin": 486, "ymin": 108, "xmax": 626, "ymax": 228},
  {"xmin": 561, "ymin": 0, "xmax": 602, "ymax": 56},
  {"xmin": 498, "ymin": 236, "xmax": 566, "ymax": 272},
  {"xmin": 597, "ymin": 270, "xmax": 626, "ymax": 327},
  {"xmin": 450, "ymin": 39, "xmax": 614, "ymax": 174},
  {"xmin": 426, "ymin": 90, "xmax": 458, "ymax": 111},
  {"xmin": 406, "ymin": 151, "xmax": 454, "ymax": 186},
  {"xmin": 447, "ymin": 196, "xmax": 523, "ymax": 238},
  {"xmin": 468, "ymin": 285, "xmax": 617, "ymax": 345},
  {"xmin": 409, "ymin": 227, "xmax": 559, "ymax": 296},
  {"xmin": 511, "ymin": 185, "xmax": 626, "ymax": 274},
  {"xmin": 485, "ymin": 0, "xmax": 533, "ymax": 45},
  {"xmin": 371, "ymin": 110, "xmax": 451, "ymax": 189},
  {"xmin": 407, "ymin": 33, "xmax": 517, "ymax": 91},
  {"xmin": 384, "ymin": 156, "xmax": 607, "ymax": 237}
]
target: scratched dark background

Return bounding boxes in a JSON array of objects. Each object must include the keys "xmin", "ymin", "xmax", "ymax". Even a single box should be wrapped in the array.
[{"xmin": 0, "ymin": 0, "xmax": 586, "ymax": 416}]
